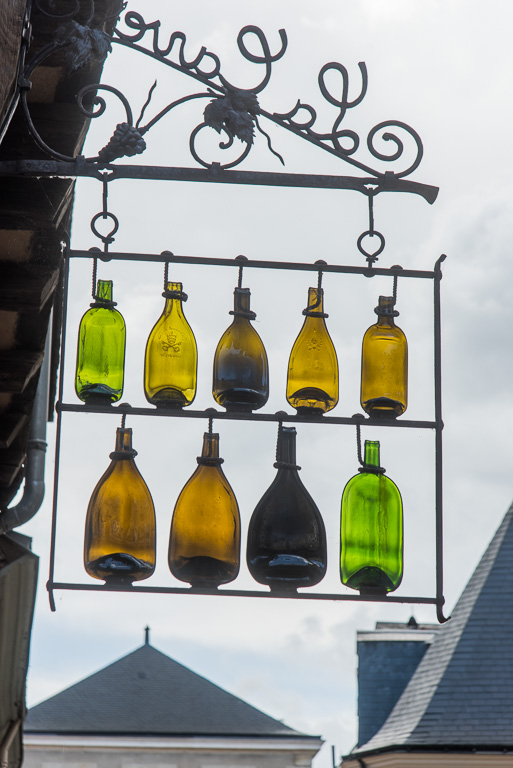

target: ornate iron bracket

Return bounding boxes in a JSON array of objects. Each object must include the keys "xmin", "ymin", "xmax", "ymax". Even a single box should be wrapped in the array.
[{"xmin": 12, "ymin": 1, "xmax": 439, "ymax": 264}]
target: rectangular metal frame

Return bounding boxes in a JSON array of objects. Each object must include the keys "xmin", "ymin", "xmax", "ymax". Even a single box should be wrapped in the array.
[{"xmin": 47, "ymin": 247, "xmax": 446, "ymax": 622}]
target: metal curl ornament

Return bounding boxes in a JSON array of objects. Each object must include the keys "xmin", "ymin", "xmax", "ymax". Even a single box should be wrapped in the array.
[{"xmin": 189, "ymin": 123, "xmax": 252, "ymax": 170}]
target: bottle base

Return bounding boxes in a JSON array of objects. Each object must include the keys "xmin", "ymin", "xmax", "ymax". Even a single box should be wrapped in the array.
[
  {"xmin": 362, "ymin": 397, "xmax": 405, "ymax": 419},
  {"xmin": 86, "ymin": 553, "xmax": 154, "ymax": 585},
  {"xmin": 170, "ymin": 555, "xmax": 237, "ymax": 588},
  {"xmin": 147, "ymin": 388, "xmax": 192, "ymax": 408},
  {"xmin": 78, "ymin": 385, "xmax": 121, "ymax": 405},
  {"xmin": 288, "ymin": 387, "xmax": 335, "ymax": 415},
  {"xmin": 343, "ymin": 565, "xmax": 399, "ymax": 594},
  {"xmin": 215, "ymin": 388, "xmax": 268, "ymax": 412},
  {"xmin": 249, "ymin": 554, "xmax": 326, "ymax": 591}
]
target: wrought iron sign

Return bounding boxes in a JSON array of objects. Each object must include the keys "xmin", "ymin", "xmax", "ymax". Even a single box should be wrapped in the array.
[{"xmin": 6, "ymin": 2, "xmax": 447, "ymax": 621}]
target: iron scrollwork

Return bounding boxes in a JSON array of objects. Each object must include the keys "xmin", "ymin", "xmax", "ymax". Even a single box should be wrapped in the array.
[
  {"xmin": 16, "ymin": 2, "xmax": 439, "ymax": 262},
  {"xmin": 22, "ymin": 3, "xmax": 431, "ymax": 185}
]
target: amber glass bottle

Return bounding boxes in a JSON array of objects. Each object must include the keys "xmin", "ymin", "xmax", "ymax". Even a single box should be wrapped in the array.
[
  {"xmin": 360, "ymin": 295, "xmax": 407, "ymax": 418},
  {"xmin": 75, "ymin": 279, "xmax": 126, "ymax": 404},
  {"xmin": 169, "ymin": 431, "xmax": 240, "ymax": 588},
  {"xmin": 286, "ymin": 287, "xmax": 339, "ymax": 414},
  {"xmin": 247, "ymin": 425, "xmax": 327, "ymax": 592},
  {"xmin": 84, "ymin": 427, "xmax": 156, "ymax": 585},
  {"xmin": 340, "ymin": 440, "xmax": 403, "ymax": 594},
  {"xmin": 144, "ymin": 281, "xmax": 197, "ymax": 408},
  {"xmin": 212, "ymin": 287, "xmax": 269, "ymax": 412}
]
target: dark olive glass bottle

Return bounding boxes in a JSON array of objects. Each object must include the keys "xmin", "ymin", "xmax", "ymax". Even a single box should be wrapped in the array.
[
  {"xmin": 169, "ymin": 431, "xmax": 240, "ymax": 588},
  {"xmin": 144, "ymin": 281, "xmax": 197, "ymax": 408},
  {"xmin": 360, "ymin": 295, "xmax": 407, "ymax": 418},
  {"xmin": 212, "ymin": 287, "xmax": 269, "ymax": 412},
  {"xmin": 340, "ymin": 439, "xmax": 403, "ymax": 594},
  {"xmin": 247, "ymin": 426, "xmax": 327, "ymax": 592},
  {"xmin": 75, "ymin": 279, "xmax": 126, "ymax": 404},
  {"xmin": 286, "ymin": 287, "xmax": 339, "ymax": 414},
  {"xmin": 84, "ymin": 427, "xmax": 156, "ymax": 585}
]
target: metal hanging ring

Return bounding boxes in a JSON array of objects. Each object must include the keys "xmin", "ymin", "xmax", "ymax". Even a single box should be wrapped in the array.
[
  {"xmin": 91, "ymin": 212, "xmax": 119, "ymax": 245},
  {"xmin": 357, "ymin": 230, "xmax": 385, "ymax": 262}
]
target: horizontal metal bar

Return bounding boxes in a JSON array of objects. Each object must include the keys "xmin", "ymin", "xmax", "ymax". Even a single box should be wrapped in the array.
[
  {"xmin": 57, "ymin": 402, "xmax": 439, "ymax": 430},
  {"xmin": 0, "ymin": 159, "xmax": 439, "ymax": 202},
  {"xmin": 68, "ymin": 249, "xmax": 436, "ymax": 280},
  {"xmin": 48, "ymin": 580, "xmax": 438, "ymax": 605}
]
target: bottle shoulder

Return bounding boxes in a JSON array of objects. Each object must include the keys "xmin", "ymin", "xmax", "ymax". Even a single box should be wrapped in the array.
[
  {"xmin": 217, "ymin": 317, "xmax": 266, "ymax": 349},
  {"xmin": 342, "ymin": 470, "xmax": 402, "ymax": 499},
  {"xmin": 363, "ymin": 322, "xmax": 406, "ymax": 344},
  {"xmin": 254, "ymin": 469, "xmax": 321, "ymax": 516},
  {"xmin": 81, "ymin": 306, "xmax": 125, "ymax": 328}
]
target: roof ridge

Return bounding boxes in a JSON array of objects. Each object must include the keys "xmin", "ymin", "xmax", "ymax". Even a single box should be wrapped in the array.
[{"xmin": 25, "ymin": 642, "xmax": 310, "ymax": 739}]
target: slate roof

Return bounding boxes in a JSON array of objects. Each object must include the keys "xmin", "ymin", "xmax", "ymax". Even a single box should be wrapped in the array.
[
  {"xmin": 350, "ymin": 499, "xmax": 513, "ymax": 756},
  {"xmin": 356, "ymin": 621, "xmax": 439, "ymax": 746},
  {"xmin": 24, "ymin": 642, "xmax": 312, "ymax": 739}
]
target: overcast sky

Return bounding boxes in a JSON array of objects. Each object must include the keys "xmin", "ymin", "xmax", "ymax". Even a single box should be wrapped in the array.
[{"xmin": 18, "ymin": 2, "xmax": 513, "ymax": 766}]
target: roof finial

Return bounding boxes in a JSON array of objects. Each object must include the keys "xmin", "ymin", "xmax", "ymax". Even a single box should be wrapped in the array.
[{"xmin": 144, "ymin": 626, "xmax": 150, "ymax": 645}]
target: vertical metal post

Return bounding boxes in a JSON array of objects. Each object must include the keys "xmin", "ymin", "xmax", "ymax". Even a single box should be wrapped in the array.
[
  {"xmin": 47, "ymin": 248, "xmax": 71, "ymax": 611},
  {"xmin": 434, "ymin": 254, "xmax": 448, "ymax": 623}
]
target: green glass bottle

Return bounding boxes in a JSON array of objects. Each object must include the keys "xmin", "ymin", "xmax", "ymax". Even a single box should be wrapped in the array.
[
  {"xmin": 169, "ymin": 431, "xmax": 240, "ymax": 588},
  {"xmin": 75, "ymin": 279, "xmax": 126, "ymax": 404},
  {"xmin": 144, "ymin": 281, "xmax": 197, "ymax": 408},
  {"xmin": 340, "ymin": 439, "xmax": 403, "ymax": 594},
  {"xmin": 286, "ymin": 286, "xmax": 339, "ymax": 414},
  {"xmin": 84, "ymin": 427, "xmax": 156, "ymax": 585},
  {"xmin": 360, "ymin": 295, "xmax": 407, "ymax": 418},
  {"xmin": 247, "ymin": 425, "xmax": 327, "ymax": 592},
  {"xmin": 212, "ymin": 287, "xmax": 269, "ymax": 412}
]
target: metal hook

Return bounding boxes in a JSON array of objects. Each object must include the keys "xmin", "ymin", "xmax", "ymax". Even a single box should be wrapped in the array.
[
  {"xmin": 92, "ymin": 255, "xmax": 98, "ymax": 300},
  {"xmin": 164, "ymin": 261, "xmax": 169, "ymax": 290},
  {"xmin": 274, "ymin": 411, "xmax": 287, "ymax": 462},
  {"xmin": 102, "ymin": 172, "xmax": 109, "ymax": 219},
  {"xmin": 391, "ymin": 265, "xmax": 403, "ymax": 305},
  {"xmin": 235, "ymin": 254, "xmax": 248, "ymax": 288},
  {"xmin": 119, "ymin": 402, "xmax": 131, "ymax": 429},
  {"xmin": 315, "ymin": 259, "xmax": 326, "ymax": 294},
  {"xmin": 353, "ymin": 413, "xmax": 365, "ymax": 465},
  {"xmin": 368, "ymin": 192, "xmax": 375, "ymax": 235}
]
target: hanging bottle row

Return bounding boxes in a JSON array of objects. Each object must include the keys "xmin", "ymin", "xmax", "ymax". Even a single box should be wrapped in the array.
[
  {"xmin": 75, "ymin": 272, "xmax": 407, "ymax": 420},
  {"xmin": 84, "ymin": 419, "xmax": 402, "ymax": 596},
  {"xmin": 48, "ymin": 248, "xmax": 445, "ymax": 617}
]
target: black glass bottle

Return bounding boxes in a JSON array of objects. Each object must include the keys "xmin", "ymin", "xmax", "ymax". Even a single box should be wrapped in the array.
[{"xmin": 246, "ymin": 425, "xmax": 327, "ymax": 592}]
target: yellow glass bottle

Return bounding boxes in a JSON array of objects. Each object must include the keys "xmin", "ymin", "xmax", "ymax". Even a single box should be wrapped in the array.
[
  {"xmin": 360, "ymin": 295, "xmax": 408, "ymax": 418},
  {"xmin": 144, "ymin": 281, "xmax": 197, "ymax": 408},
  {"xmin": 84, "ymin": 427, "xmax": 156, "ymax": 585},
  {"xmin": 169, "ymin": 431, "xmax": 240, "ymax": 588},
  {"xmin": 286, "ymin": 287, "xmax": 339, "ymax": 414},
  {"xmin": 212, "ymin": 287, "xmax": 269, "ymax": 412}
]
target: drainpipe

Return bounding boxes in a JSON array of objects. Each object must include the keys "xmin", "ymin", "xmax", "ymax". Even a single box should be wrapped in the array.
[
  {"xmin": 0, "ymin": 315, "xmax": 51, "ymax": 535},
  {"xmin": 0, "ymin": 719, "xmax": 22, "ymax": 768}
]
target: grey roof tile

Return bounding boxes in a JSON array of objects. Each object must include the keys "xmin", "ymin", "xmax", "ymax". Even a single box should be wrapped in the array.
[
  {"xmin": 24, "ymin": 643, "xmax": 315, "ymax": 739},
  {"xmin": 352, "ymin": 499, "xmax": 513, "ymax": 754}
]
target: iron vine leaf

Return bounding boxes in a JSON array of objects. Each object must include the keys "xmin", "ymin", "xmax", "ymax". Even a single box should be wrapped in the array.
[{"xmin": 204, "ymin": 88, "xmax": 261, "ymax": 144}]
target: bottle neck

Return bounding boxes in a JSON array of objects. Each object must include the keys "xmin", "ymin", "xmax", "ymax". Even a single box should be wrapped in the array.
[
  {"xmin": 110, "ymin": 427, "xmax": 138, "ymax": 460},
  {"xmin": 230, "ymin": 287, "xmax": 256, "ymax": 320},
  {"xmin": 92, "ymin": 279, "xmax": 116, "ymax": 308},
  {"xmin": 163, "ymin": 281, "xmax": 185, "ymax": 314},
  {"xmin": 375, "ymin": 296, "xmax": 397, "ymax": 326},
  {"xmin": 359, "ymin": 440, "xmax": 385, "ymax": 475},
  {"xmin": 303, "ymin": 287, "xmax": 327, "ymax": 318},
  {"xmin": 274, "ymin": 427, "xmax": 301, "ymax": 470},
  {"xmin": 197, "ymin": 432, "xmax": 224, "ymax": 466}
]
